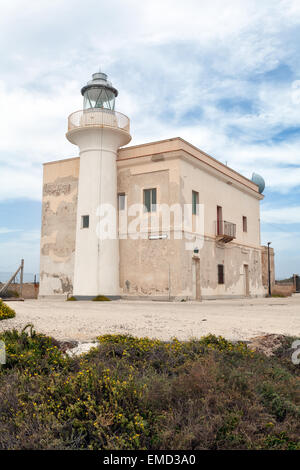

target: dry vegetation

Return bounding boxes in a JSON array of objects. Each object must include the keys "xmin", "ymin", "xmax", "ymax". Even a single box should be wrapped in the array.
[
  {"xmin": 0, "ymin": 300, "xmax": 16, "ymax": 321},
  {"xmin": 0, "ymin": 327, "xmax": 299, "ymax": 450}
]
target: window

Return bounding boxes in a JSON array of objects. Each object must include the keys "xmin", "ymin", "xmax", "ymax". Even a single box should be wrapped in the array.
[
  {"xmin": 81, "ymin": 215, "xmax": 89, "ymax": 229},
  {"xmin": 143, "ymin": 188, "xmax": 157, "ymax": 213},
  {"xmin": 243, "ymin": 216, "xmax": 248, "ymax": 232},
  {"xmin": 192, "ymin": 191, "xmax": 199, "ymax": 215},
  {"xmin": 118, "ymin": 193, "xmax": 126, "ymax": 211},
  {"xmin": 218, "ymin": 264, "xmax": 225, "ymax": 285}
]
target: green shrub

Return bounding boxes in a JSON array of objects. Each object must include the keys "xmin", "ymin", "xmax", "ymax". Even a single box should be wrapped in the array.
[
  {"xmin": 0, "ymin": 324, "xmax": 68, "ymax": 373},
  {"xmin": 1, "ymin": 290, "xmax": 19, "ymax": 299},
  {"xmin": 92, "ymin": 295, "xmax": 111, "ymax": 302},
  {"xmin": 0, "ymin": 300, "xmax": 16, "ymax": 320},
  {"xmin": 272, "ymin": 294, "xmax": 288, "ymax": 298},
  {"xmin": 0, "ymin": 331, "xmax": 299, "ymax": 450},
  {"xmin": 67, "ymin": 296, "xmax": 77, "ymax": 301}
]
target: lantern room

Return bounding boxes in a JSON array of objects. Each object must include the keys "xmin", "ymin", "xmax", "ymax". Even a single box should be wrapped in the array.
[{"xmin": 81, "ymin": 72, "xmax": 118, "ymax": 110}]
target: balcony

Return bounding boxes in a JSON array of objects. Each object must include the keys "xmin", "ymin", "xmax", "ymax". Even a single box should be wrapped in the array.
[
  {"xmin": 67, "ymin": 108, "xmax": 130, "ymax": 134},
  {"xmin": 216, "ymin": 220, "xmax": 236, "ymax": 243}
]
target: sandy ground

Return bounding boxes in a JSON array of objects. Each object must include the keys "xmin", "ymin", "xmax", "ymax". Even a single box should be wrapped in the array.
[{"xmin": 1, "ymin": 295, "xmax": 299, "ymax": 342}]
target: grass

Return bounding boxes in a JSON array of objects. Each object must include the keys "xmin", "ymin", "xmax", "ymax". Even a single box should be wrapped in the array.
[
  {"xmin": 0, "ymin": 300, "xmax": 16, "ymax": 320},
  {"xmin": 0, "ymin": 328, "xmax": 299, "ymax": 450},
  {"xmin": 1, "ymin": 289, "xmax": 19, "ymax": 299},
  {"xmin": 272, "ymin": 294, "xmax": 289, "ymax": 298},
  {"xmin": 67, "ymin": 295, "xmax": 111, "ymax": 301},
  {"xmin": 92, "ymin": 295, "xmax": 111, "ymax": 301}
]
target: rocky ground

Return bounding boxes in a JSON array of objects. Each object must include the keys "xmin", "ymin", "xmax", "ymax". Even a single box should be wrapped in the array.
[
  {"xmin": 53, "ymin": 333, "xmax": 297, "ymax": 359},
  {"xmin": 1, "ymin": 295, "xmax": 298, "ymax": 345}
]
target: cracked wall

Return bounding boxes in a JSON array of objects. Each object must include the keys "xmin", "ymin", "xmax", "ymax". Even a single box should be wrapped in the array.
[
  {"xmin": 40, "ymin": 145, "xmax": 266, "ymax": 299},
  {"xmin": 180, "ymin": 237, "xmax": 265, "ymax": 298},
  {"xmin": 118, "ymin": 152, "xmax": 265, "ymax": 299},
  {"xmin": 118, "ymin": 155, "xmax": 183, "ymax": 298},
  {"xmin": 177, "ymin": 157, "xmax": 265, "ymax": 298},
  {"xmin": 39, "ymin": 158, "xmax": 79, "ymax": 297}
]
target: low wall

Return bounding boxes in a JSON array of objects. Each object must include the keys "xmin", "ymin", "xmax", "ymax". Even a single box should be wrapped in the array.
[
  {"xmin": 0, "ymin": 283, "xmax": 39, "ymax": 299},
  {"xmin": 273, "ymin": 283, "xmax": 295, "ymax": 297}
]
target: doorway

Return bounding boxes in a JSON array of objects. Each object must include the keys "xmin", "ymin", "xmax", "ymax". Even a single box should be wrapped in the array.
[{"xmin": 244, "ymin": 264, "xmax": 250, "ymax": 297}]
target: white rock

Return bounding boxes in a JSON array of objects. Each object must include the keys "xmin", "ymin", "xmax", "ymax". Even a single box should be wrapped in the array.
[{"xmin": 66, "ymin": 341, "xmax": 98, "ymax": 357}]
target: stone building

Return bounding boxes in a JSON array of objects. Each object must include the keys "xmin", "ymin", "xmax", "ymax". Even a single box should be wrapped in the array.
[{"xmin": 39, "ymin": 72, "xmax": 272, "ymax": 300}]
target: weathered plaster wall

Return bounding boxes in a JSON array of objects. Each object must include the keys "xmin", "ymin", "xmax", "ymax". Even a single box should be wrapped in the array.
[
  {"xmin": 39, "ymin": 158, "xmax": 79, "ymax": 297},
  {"xmin": 118, "ymin": 155, "xmax": 183, "ymax": 298},
  {"xmin": 178, "ymin": 157, "xmax": 265, "ymax": 298},
  {"xmin": 119, "ymin": 238, "xmax": 182, "ymax": 298},
  {"xmin": 179, "ymin": 157, "xmax": 262, "ymax": 246},
  {"xmin": 118, "ymin": 150, "xmax": 265, "ymax": 299},
  {"xmin": 180, "ymin": 237, "xmax": 265, "ymax": 299}
]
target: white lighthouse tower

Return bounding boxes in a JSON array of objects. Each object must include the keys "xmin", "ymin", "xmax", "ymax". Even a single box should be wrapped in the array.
[{"xmin": 66, "ymin": 72, "xmax": 131, "ymax": 298}]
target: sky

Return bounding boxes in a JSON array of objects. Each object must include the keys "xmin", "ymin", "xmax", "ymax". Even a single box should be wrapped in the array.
[{"xmin": 0, "ymin": 0, "xmax": 300, "ymax": 279}]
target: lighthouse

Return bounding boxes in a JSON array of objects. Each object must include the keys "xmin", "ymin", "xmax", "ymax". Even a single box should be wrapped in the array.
[{"xmin": 66, "ymin": 72, "xmax": 131, "ymax": 298}]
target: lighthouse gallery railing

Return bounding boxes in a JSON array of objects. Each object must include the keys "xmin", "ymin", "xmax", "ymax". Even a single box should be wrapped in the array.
[{"xmin": 68, "ymin": 109, "xmax": 130, "ymax": 133}]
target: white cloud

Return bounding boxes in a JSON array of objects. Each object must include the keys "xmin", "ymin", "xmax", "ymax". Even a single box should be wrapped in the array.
[
  {"xmin": 261, "ymin": 228, "xmax": 300, "ymax": 278},
  {"xmin": 0, "ymin": 0, "xmax": 300, "ymax": 277},
  {"xmin": 0, "ymin": 80, "xmax": 80, "ymax": 162},
  {"xmin": 261, "ymin": 206, "xmax": 300, "ymax": 224},
  {"xmin": 0, "ymin": 164, "xmax": 42, "ymax": 201},
  {"xmin": 0, "ymin": 230, "xmax": 40, "ymax": 273},
  {"xmin": 0, "ymin": 228, "xmax": 22, "ymax": 234},
  {"xmin": 0, "ymin": 0, "xmax": 298, "ymax": 194},
  {"xmin": 0, "ymin": 1, "xmax": 298, "ymax": 189}
]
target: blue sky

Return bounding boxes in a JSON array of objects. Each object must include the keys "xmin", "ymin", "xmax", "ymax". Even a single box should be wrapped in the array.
[{"xmin": 0, "ymin": 0, "xmax": 300, "ymax": 279}]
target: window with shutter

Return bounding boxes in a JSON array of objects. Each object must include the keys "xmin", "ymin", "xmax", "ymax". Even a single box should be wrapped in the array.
[{"xmin": 218, "ymin": 264, "xmax": 225, "ymax": 284}]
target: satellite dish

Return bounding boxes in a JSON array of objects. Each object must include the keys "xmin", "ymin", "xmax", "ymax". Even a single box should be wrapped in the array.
[{"xmin": 252, "ymin": 173, "xmax": 265, "ymax": 194}]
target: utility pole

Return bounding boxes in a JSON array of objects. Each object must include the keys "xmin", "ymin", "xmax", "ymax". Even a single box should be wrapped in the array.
[{"xmin": 267, "ymin": 242, "xmax": 272, "ymax": 297}]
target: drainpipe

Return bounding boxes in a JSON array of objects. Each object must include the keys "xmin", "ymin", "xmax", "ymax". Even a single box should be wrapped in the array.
[{"xmin": 168, "ymin": 263, "xmax": 171, "ymax": 302}]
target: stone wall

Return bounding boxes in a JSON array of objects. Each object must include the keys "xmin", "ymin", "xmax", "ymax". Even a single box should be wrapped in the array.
[
  {"xmin": 272, "ymin": 283, "xmax": 295, "ymax": 297},
  {"xmin": 0, "ymin": 283, "xmax": 39, "ymax": 299}
]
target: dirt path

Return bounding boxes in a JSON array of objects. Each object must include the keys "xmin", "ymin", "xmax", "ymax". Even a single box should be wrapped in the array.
[{"xmin": 0, "ymin": 295, "xmax": 299, "ymax": 342}]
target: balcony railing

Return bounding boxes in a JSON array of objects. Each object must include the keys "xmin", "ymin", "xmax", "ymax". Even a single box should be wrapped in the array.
[
  {"xmin": 67, "ymin": 108, "xmax": 130, "ymax": 133},
  {"xmin": 216, "ymin": 220, "xmax": 236, "ymax": 243}
]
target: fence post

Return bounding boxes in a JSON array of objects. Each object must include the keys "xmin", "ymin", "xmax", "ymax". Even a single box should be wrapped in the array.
[{"xmin": 20, "ymin": 259, "xmax": 24, "ymax": 298}]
